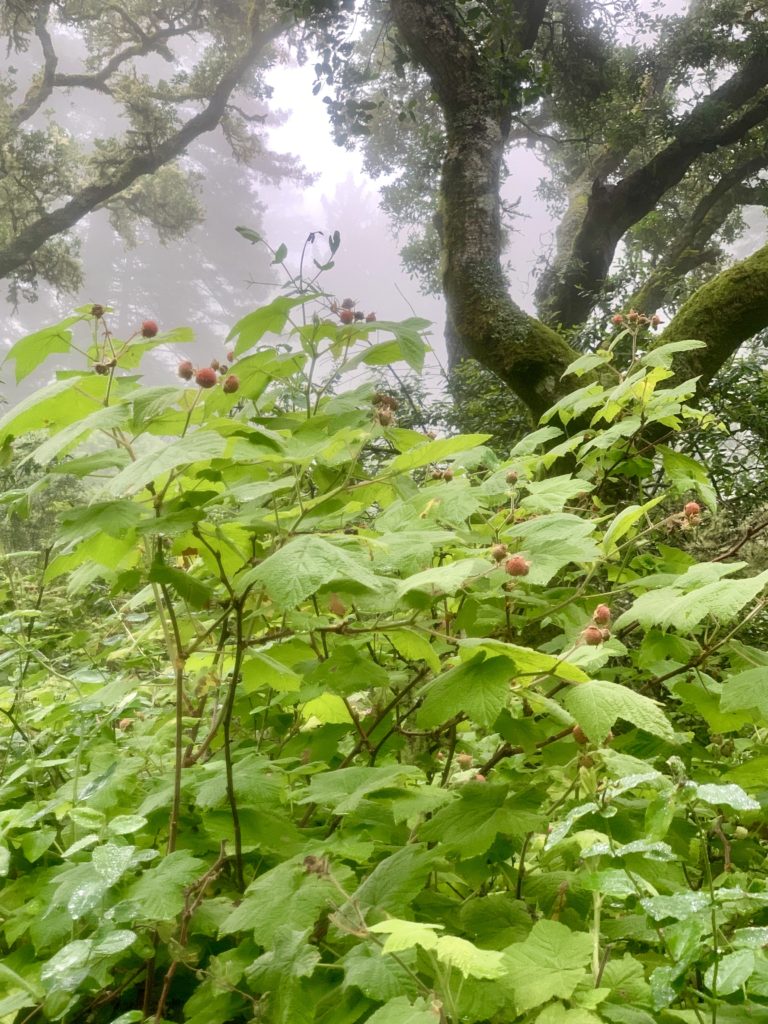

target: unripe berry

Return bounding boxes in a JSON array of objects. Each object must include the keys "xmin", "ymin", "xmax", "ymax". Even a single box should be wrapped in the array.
[
  {"xmin": 457, "ymin": 753, "xmax": 473, "ymax": 768},
  {"xmin": 734, "ymin": 826, "xmax": 749, "ymax": 840},
  {"xmin": 222, "ymin": 374, "xmax": 240, "ymax": 394},
  {"xmin": 572, "ymin": 724, "xmax": 589, "ymax": 744},
  {"xmin": 226, "ymin": 349, "xmax": 235, "ymax": 362},
  {"xmin": 651, "ymin": 314, "xmax": 663, "ymax": 328},
  {"xmin": 210, "ymin": 358, "xmax": 220, "ymax": 371},
  {"xmin": 506, "ymin": 469, "xmax": 518, "ymax": 485},
  {"xmin": 684, "ymin": 501, "xmax": 701, "ymax": 519},
  {"xmin": 582, "ymin": 625, "xmax": 604, "ymax": 646},
  {"xmin": 339, "ymin": 308, "xmax": 355, "ymax": 324},
  {"xmin": 472, "ymin": 773, "xmax": 486, "ymax": 782},
  {"xmin": 141, "ymin": 319, "xmax": 159, "ymax": 338},
  {"xmin": 177, "ymin": 360, "xmax": 194, "ymax": 380},
  {"xmin": 627, "ymin": 309, "xmax": 640, "ymax": 323},
  {"xmin": 593, "ymin": 603, "xmax": 611, "ymax": 625},
  {"xmin": 505, "ymin": 555, "xmax": 530, "ymax": 577},
  {"xmin": 490, "ymin": 543, "xmax": 508, "ymax": 562},
  {"xmin": 91, "ymin": 303, "xmax": 105, "ymax": 318},
  {"xmin": 442, "ymin": 467, "xmax": 454, "ymax": 482},
  {"xmin": 195, "ymin": 367, "xmax": 218, "ymax": 388}
]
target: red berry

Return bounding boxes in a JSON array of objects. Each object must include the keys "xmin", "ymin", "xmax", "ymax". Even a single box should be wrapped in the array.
[
  {"xmin": 490, "ymin": 543, "xmax": 508, "ymax": 562},
  {"xmin": 222, "ymin": 374, "xmax": 240, "ymax": 394},
  {"xmin": 505, "ymin": 555, "xmax": 530, "ymax": 577},
  {"xmin": 339, "ymin": 308, "xmax": 355, "ymax": 324},
  {"xmin": 593, "ymin": 603, "xmax": 611, "ymax": 625},
  {"xmin": 178, "ymin": 360, "xmax": 194, "ymax": 380},
  {"xmin": 684, "ymin": 501, "xmax": 701, "ymax": 519},
  {"xmin": 141, "ymin": 319, "xmax": 159, "ymax": 338},
  {"xmin": 582, "ymin": 625, "xmax": 604, "ymax": 646},
  {"xmin": 611, "ymin": 314, "xmax": 624, "ymax": 325},
  {"xmin": 195, "ymin": 367, "xmax": 218, "ymax": 388},
  {"xmin": 472, "ymin": 773, "xmax": 486, "ymax": 782},
  {"xmin": 366, "ymin": 312, "xmax": 377, "ymax": 322}
]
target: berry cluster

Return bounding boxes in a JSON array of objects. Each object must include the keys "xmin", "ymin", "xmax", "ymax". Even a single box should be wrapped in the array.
[
  {"xmin": 330, "ymin": 297, "xmax": 377, "ymax": 324},
  {"xmin": 581, "ymin": 603, "xmax": 612, "ymax": 645},
  {"xmin": 178, "ymin": 352, "xmax": 239, "ymax": 393},
  {"xmin": 372, "ymin": 391, "xmax": 398, "ymax": 426},
  {"xmin": 611, "ymin": 310, "xmax": 662, "ymax": 328}
]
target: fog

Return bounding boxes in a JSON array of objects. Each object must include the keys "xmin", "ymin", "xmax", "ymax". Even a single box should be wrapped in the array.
[{"xmin": 0, "ymin": 46, "xmax": 555, "ymax": 402}]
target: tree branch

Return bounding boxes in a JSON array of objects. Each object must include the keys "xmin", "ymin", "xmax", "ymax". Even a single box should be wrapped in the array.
[
  {"xmin": 391, "ymin": 0, "xmax": 577, "ymax": 418},
  {"xmin": 662, "ymin": 241, "xmax": 768, "ymax": 391},
  {"xmin": 10, "ymin": 3, "xmax": 57, "ymax": 129},
  {"xmin": 0, "ymin": 16, "xmax": 290, "ymax": 285},
  {"xmin": 538, "ymin": 55, "xmax": 768, "ymax": 329}
]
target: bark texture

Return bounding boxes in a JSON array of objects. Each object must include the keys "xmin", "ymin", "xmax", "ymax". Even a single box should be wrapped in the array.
[{"xmin": 390, "ymin": 0, "xmax": 576, "ymax": 418}]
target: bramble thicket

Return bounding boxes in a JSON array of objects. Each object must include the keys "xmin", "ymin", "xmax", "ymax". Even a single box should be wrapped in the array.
[{"xmin": 3, "ymin": 259, "xmax": 768, "ymax": 1024}]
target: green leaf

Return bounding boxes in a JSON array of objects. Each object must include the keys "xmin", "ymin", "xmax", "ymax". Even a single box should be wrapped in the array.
[
  {"xmin": 420, "ymin": 783, "xmax": 540, "ymax": 856},
  {"xmin": 519, "ymin": 475, "xmax": 593, "ymax": 514},
  {"xmin": 389, "ymin": 434, "xmax": 491, "ymax": 473},
  {"xmin": 219, "ymin": 861, "xmax": 335, "ymax": 943},
  {"xmin": 693, "ymin": 783, "xmax": 759, "ymax": 811},
  {"xmin": 107, "ymin": 431, "xmax": 227, "ymax": 495},
  {"xmin": 386, "ymin": 628, "xmax": 440, "ymax": 672},
  {"xmin": 363, "ymin": 997, "xmax": 438, "ymax": 1024},
  {"xmin": 721, "ymin": 667, "xmax": 768, "ymax": 720},
  {"xmin": 367, "ymin": 919, "xmax": 442, "ymax": 953},
  {"xmin": 565, "ymin": 681, "xmax": 675, "ymax": 742},
  {"xmin": 307, "ymin": 765, "xmax": 421, "ymax": 815},
  {"xmin": 459, "ymin": 638, "xmax": 589, "ymax": 683},
  {"xmin": 227, "ymin": 296, "xmax": 313, "ymax": 355},
  {"xmin": 396, "ymin": 558, "xmax": 489, "ymax": 601},
  {"xmin": 126, "ymin": 851, "xmax": 204, "ymax": 921},
  {"xmin": 148, "ymin": 562, "xmax": 213, "ymax": 609},
  {"xmin": 418, "ymin": 653, "xmax": 511, "ymax": 728},
  {"xmin": 704, "ymin": 949, "xmax": 754, "ymax": 996},
  {"xmin": 4, "ymin": 315, "xmax": 83, "ymax": 382},
  {"xmin": 341, "ymin": 944, "xmax": 418, "ymax": 1001},
  {"xmin": 237, "ymin": 535, "xmax": 382, "ymax": 607},
  {"xmin": 435, "ymin": 935, "xmax": 505, "ymax": 979},
  {"xmin": 506, "ymin": 514, "xmax": 600, "ymax": 584},
  {"xmin": 352, "ymin": 845, "xmax": 435, "ymax": 915},
  {"xmin": 502, "ymin": 920, "xmax": 592, "ymax": 1013}
]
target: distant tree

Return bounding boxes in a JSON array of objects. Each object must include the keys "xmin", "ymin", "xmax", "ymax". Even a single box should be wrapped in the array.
[
  {"xmin": 313, "ymin": 0, "xmax": 768, "ymax": 420},
  {"xmin": 0, "ymin": 0, "xmax": 296, "ymax": 303}
]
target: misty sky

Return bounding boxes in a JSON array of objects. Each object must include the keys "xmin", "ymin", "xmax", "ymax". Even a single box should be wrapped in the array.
[
  {"xmin": 2, "ymin": 30, "xmax": 766, "ymax": 403},
  {"xmin": 0, "ymin": 46, "xmax": 555, "ymax": 400}
]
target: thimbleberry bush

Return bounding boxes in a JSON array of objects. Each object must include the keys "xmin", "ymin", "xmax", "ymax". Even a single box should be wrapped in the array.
[{"xmin": 1, "ymin": 295, "xmax": 768, "ymax": 1024}]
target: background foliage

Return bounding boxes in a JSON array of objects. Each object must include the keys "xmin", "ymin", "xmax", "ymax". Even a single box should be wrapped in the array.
[{"xmin": 2, "ymin": 274, "xmax": 768, "ymax": 1024}]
